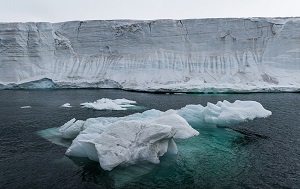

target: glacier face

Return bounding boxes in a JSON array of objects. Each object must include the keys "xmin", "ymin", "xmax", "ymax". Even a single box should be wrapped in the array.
[{"xmin": 0, "ymin": 18, "xmax": 300, "ymax": 92}]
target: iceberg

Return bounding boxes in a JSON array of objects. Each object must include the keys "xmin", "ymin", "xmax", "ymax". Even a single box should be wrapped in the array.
[
  {"xmin": 20, "ymin": 106, "xmax": 32, "ymax": 109},
  {"xmin": 80, "ymin": 98, "xmax": 137, "ymax": 110},
  {"xmin": 56, "ymin": 100, "xmax": 271, "ymax": 171},
  {"xmin": 62, "ymin": 110, "xmax": 199, "ymax": 171},
  {"xmin": 178, "ymin": 100, "xmax": 272, "ymax": 126},
  {"xmin": 61, "ymin": 103, "xmax": 72, "ymax": 108},
  {"xmin": 0, "ymin": 18, "xmax": 300, "ymax": 92}
]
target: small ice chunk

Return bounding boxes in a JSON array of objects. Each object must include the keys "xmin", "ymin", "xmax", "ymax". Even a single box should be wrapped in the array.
[
  {"xmin": 113, "ymin": 98, "xmax": 136, "ymax": 105},
  {"xmin": 59, "ymin": 118, "xmax": 85, "ymax": 139},
  {"xmin": 61, "ymin": 103, "xmax": 72, "ymax": 108},
  {"xmin": 179, "ymin": 100, "xmax": 272, "ymax": 126},
  {"xmin": 21, "ymin": 106, "xmax": 31, "ymax": 109},
  {"xmin": 80, "ymin": 98, "xmax": 137, "ymax": 110}
]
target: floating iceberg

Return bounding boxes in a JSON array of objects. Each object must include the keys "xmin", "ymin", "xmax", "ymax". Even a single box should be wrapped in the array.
[
  {"xmin": 61, "ymin": 110, "xmax": 199, "ymax": 171},
  {"xmin": 20, "ymin": 106, "xmax": 32, "ymax": 109},
  {"xmin": 80, "ymin": 98, "xmax": 137, "ymax": 110},
  {"xmin": 59, "ymin": 100, "xmax": 272, "ymax": 170},
  {"xmin": 178, "ymin": 100, "xmax": 272, "ymax": 126},
  {"xmin": 56, "ymin": 100, "xmax": 271, "ymax": 171},
  {"xmin": 61, "ymin": 103, "xmax": 72, "ymax": 108}
]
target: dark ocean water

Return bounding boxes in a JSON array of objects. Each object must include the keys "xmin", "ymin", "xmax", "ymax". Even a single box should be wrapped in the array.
[{"xmin": 0, "ymin": 89, "xmax": 300, "ymax": 189}]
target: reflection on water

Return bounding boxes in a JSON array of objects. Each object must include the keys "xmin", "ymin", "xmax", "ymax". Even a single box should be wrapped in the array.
[{"xmin": 68, "ymin": 157, "xmax": 111, "ymax": 185}]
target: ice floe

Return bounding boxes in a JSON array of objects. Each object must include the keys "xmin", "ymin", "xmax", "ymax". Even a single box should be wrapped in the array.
[
  {"xmin": 178, "ymin": 100, "xmax": 272, "ymax": 126},
  {"xmin": 60, "ymin": 109, "xmax": 199, "ymax": 171},
  {"xmin": 42, "ymin": 100, "xmax": 271, "ymax": 171},
  {"xmin": 61, "ymin": 103, "xmax": 72, "ymax": 108},
  {"xmin": 20, "ymin": 106, "xmax": 32, "ymax": 109},
  {"xmin": 80, "ymin": 98, "xmax": 137, "ymax": 110}
]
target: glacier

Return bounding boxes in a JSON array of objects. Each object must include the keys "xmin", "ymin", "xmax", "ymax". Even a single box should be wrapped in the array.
[
  {"xmin": 0, "ymin": 18, "xmax": 300, "ymax": 92},
  {"xmin": 54, "ymin": 100, "xmax": 271, "ymax": 171}
]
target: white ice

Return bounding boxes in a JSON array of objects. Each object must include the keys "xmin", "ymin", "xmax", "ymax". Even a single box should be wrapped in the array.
[
  {"xmin": 61, "ymin": 103, "xmax": 72, "ymax": 108},
  {"xmin": 178, "ymin": 100, "xmax": 272, "ymax": 126},
  {"xmin": 58, "ymin": 100, "xmax": 271, "ymax": 171},
  {"xmin": 60, "ymin": 109, "xmax": 198, "ymax": 170},
  {"xmin": 80, "ymin": 98, "xmax": 137, "ymax": 110},
  {"xmin": 20, "ymin": 106, "xmax": 32, "ymax": 109},
  {"xmin": 1, "ymin": 18, "xmax": 300, "ymax": 92},
  {"xmin": 59, "ymin": 118, "xmax": 85, "ymax": 139}
]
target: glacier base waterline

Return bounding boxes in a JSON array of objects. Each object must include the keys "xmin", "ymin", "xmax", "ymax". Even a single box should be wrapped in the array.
[{"xmin": 0, "ymin": 17, "xmax": 300, "ymax": 92}]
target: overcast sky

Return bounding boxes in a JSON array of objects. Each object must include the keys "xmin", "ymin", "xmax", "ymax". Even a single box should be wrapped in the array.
[{"xmin": 0, "ymin": 0, "xmax": 299, "ymax": 23}]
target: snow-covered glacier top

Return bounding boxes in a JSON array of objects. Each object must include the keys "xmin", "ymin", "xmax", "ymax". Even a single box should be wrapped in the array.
[{"xmin": 0, "ymin": 18, "xmax": 300, "ymax": 92}]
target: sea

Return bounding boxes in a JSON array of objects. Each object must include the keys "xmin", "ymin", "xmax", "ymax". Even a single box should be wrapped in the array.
[{"xmin": 0, "ymin": 89, "xmax": 300, "ymax": 189}]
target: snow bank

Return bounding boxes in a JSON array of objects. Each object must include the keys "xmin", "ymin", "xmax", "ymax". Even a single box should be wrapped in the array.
[
  {"xmin": 61, "ymin": 110, "xmax": 199, "ymax": 171},
  {"xmin": 179, "ymin": 100, "xmax": 272, "ymax": 126},
  {"xmin": 80, "ymin": 98, "xmax": 137, "ymax": 110}
]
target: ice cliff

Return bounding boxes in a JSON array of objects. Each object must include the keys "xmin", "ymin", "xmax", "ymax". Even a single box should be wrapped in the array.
[{"xmin": 0, "ymin": 18, "xmax": 300, "ymax": 92}]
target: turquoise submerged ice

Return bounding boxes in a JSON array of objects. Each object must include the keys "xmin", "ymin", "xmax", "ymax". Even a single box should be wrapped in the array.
[{"xmin": 59, "ymin": 100, "xmax": 271, "ymax": 171}]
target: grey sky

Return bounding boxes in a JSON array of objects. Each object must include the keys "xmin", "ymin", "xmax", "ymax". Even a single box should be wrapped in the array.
[{"xmin": 0, "ymin": 0, "xmax": 299, "ymax": 23}]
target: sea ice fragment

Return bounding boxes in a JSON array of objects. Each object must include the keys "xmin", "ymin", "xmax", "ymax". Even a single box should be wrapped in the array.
[{"xmin": 80, "ymin": 98, "xmax": 137, "ymax": 110}]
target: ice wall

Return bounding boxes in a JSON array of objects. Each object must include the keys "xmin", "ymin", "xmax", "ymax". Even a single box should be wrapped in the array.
[{"xmin": 0, "ymin": 18, "xmax": 300, "ymax": 92}]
